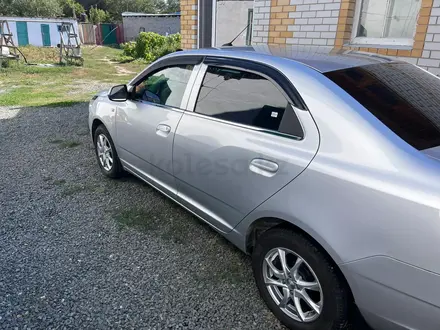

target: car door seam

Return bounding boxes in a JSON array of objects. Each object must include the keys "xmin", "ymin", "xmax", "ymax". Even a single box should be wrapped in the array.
[{"xmin": 234, "ymin": 108, "xmax": 322, "ymax": 229}]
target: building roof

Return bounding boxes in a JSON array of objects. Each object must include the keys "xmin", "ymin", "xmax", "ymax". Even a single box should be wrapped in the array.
[
  {"xmin": 121, "ymin": 12, "xmax": 180, "ymax": 17},
  {"xmin": 217, "ymin": 45, "xmax": 396, "ymax": 73},
  {"xmin": 0, "ymin": 16, "xmax": 77, "ymax": 23}
]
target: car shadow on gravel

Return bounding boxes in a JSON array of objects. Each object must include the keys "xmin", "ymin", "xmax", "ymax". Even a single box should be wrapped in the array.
[{"xmin": 0, "ymin": 103, "xmax": 370, "ymax": 330}]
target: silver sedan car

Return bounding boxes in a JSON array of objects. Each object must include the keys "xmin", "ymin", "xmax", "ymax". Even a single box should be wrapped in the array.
[{"xmin": 89, "ymin": 45, "xmax": 440, "ymax": 330}]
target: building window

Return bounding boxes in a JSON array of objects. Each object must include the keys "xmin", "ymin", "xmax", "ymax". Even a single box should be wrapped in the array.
[
  {"xmin": 246, "ymin": 9, "xmax": 253, "ymax": 46},
  {"xmin": 139, "ymin": 27, "xmax": 145, "ymax": 33},
  {"xmin": 352, "ymin": 0, "xmax": 421, "ymax": 46}
]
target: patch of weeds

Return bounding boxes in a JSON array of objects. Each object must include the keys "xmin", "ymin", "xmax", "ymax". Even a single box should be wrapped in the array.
[
  {"xmin": 160, "ymin": 216, "xmax": 200, "ymax": 244},
  {"xmin": 114, "ymin": 208, "xmax": 159, "ymax": 231},
  {"xmin": 93, "ymin": 186, "xmax": 106, "ymax": 193},
  {"xmin": 46, "ymin": 101, "xmax": 84, "ymax": 108},
  {"xmin": 53, "ymin": 179, "xmax": 66, "ymax": 186},
  {"xmin": 49, "ymin": 139, "xmax": 82, "ymax": 148},
  {"xmin": 61, "ymin": 183, "xmax": 98, "ymax": 197},
  {"xmin": 61, "ymin": 184, "xmax": 85, "ymax": 197},
  {"xmin": 195, "ymin": 252, "xmax": 250, "ymax": 284},
  {"xmin": 113, "ymin": 206, "xmax": 205, "ymax": 245},
  {"xmin": 59, "ymin": 141, "xmax": 82, "ymax": 149}
]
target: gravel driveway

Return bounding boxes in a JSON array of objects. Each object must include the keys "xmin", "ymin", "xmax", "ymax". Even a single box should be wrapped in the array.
[{"xmin": 0, "ymin": 104, "xmax": 370, "ymax": 329}]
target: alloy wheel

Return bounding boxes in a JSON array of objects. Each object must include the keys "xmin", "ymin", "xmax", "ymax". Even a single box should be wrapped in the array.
[
  {"xmin": 263, "ymin": 247, "xmax": 323, "ymax": 323},
  {"xmin": 96, "ymin": 134, "xmax": 113, "ymax": 171}
]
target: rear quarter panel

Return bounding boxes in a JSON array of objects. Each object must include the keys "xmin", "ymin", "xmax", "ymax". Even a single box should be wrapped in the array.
[{"xmin": 234, "ymin": 63, "xmax": 440, "ymax": 273}]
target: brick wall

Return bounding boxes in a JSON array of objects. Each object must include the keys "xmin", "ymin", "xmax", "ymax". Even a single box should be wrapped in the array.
[
  {"xmin": 184, "ymin": 0, "xmax": 440, "ymax": 75},
  {"xmin": 286, "ymin": 0, "xmax": 340, "ymax": 46},
  {"xmin": 253, "ymin": 0, "xmax": 343, "ymax": 46},
  {"xmin": 419, "ymin": 1, "xmax": 440, "ymax": 75},
  {"xmin": 181, "ymin": 0, "xmax": 198, "ymax": 49},
  {"xmin": 251, "ymin": 0, "xmax": 440, "ymax": 75},
  {"xmin": 252, "ymin": 0, "xmax": 271, "ymax": 44}
]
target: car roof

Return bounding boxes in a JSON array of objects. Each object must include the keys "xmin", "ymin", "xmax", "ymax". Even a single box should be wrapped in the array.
[{"xmin": 176, "ymin": 45, "xmax": 398, "ymax": 73}]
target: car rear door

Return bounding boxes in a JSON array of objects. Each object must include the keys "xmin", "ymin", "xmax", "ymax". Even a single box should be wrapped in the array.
[{"xmin": 172, "ymin": 57, "xmax": 320, "ymax": 232}]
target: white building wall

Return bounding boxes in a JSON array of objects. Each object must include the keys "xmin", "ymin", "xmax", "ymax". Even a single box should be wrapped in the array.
[
  {"xmin": 0, "ymin": 16, "xmax": 79, "ymax": 47},
  {"xmin": 252, "ymin": 0, "xmax": 271, "ymax": 44},
  {"xmin": 418, "ymin": 0, "xmax": 440, "ymax": 76},
  {"xmin": 215, "ymin": 0, "xmax": 254, "ymax": 46},
  {"xmin": 27, "ymin": 22, "xmax": 44, "ymax": 46},
  {"xmin": 5, "ymin": 21, "xmax": 18, "ymax": 46},
  {"xmin": 286, "ymin": 0, "xmax": 341, "ymax": 46}
]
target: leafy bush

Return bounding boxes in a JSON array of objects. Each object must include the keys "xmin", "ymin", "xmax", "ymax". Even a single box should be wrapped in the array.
[
  {"xmin": 1, "ymin": 59, "xmax": 10, "ymax": 68},
  {"xmin": 89, "ymin": 7, "xmax": 110, "ymax": 24},
  {"xmin": 120, "ymin": 32, "xmax": 181, "ymax": 63}
]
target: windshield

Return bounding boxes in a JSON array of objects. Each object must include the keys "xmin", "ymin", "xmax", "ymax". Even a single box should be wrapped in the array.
[{"xmin": 325, "ymin": 63, "xmax": 440, "ymax": 150}]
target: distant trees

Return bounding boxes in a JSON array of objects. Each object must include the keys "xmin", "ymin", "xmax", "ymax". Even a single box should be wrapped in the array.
[
  {"xmin": 89, "ymin": 6, "xmax": 111, "ymax": 24},
  {"xmin": 0, "ymin": 0, "xmax": 63, "ymax": 17},
  {"xmin": 102, "ymin": 0, "xmax": 180, "ymax": 21},
  {"xmin": 0, "ymin": 0, "xmax": 179, "ymax": 21},
  {"xmin": 165, "ymin": 0, "xmax": 180, "ymax": 14},
  {"xmin": 0, "ymin": 0, "xmax": 86, "ymax": 18},
  {"xmin": 60, "ymin": 0, "xmax": 86, "ymax": 18}
]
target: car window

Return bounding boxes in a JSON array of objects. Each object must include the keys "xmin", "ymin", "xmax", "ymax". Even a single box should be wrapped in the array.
[
  {"xmin": 194, "ymin": 66, "xmax": 303, "ymax": 137},
  {"xmin": 325, "ymin": 63, "xmax": 440, "ymax": 150},
  {"xmin": 133, "ymin": 65, "xmax": 194, "ymax": 109}
]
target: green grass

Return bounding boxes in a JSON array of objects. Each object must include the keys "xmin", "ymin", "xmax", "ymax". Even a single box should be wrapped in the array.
[
  {"xmin": 61, "ymin": 184, "xmax": 85, "ymax": 197},
  {"xmin": 49, "ymin": 138, "xmax": 82, "ymax": 148},
  {"xmin": 59, "ymin": 141, "xmax": 82, "ymax": 149},
  {"xmin": 113, "ymin": 206, "xmax": 250, "ymax": 283},
  {"xmin": 0, "ymin": 46, "xmax": 148, "ymax": 107},
  {"xmin": 114, "ymin": 208, "xmax": 159, "ymax": 231},
  {"xmin": 113, "ymin": 207, "xmax": 197, "ymax": 245},
  {"xmin": 53, "ymin": 179, "xmax": 66, "ymax": 186},
  {"xmin": 49, "ymin": 139, "xmax": 64, "ymax": 144}
]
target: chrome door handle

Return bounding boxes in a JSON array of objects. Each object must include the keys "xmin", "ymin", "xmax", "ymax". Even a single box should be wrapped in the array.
[
  {"xmin": 156, "ymin": 124, "xmax": 171, "ymax": 137},
  {"xmin": 157, "ymin": 124, "xmax": 171, "ymax": 132},
  {"xmin": 249, "ymin": 158, "xmax": 279, "ymax": 177}
]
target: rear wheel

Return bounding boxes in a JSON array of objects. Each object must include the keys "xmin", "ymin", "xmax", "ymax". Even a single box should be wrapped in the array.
[
  {"xmin": 94, "ymin": 125, "xmax": 123, "ymax": 178},
  {"xmin": 252, "ymin": 228, "xmax": 351, "ymax": 330}
]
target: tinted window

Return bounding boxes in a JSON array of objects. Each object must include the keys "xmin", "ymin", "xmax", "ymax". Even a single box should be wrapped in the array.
[
  {"xmin": 195, "ymin": 66, "xmax": 303, "ymax": 137},
  {"xmin": 325, "ymin": 63, "xmax": 440, "ymax": 150},
  {"xmin": 133, "ymin": 65, "xmax": 194, "ymax": 109}
]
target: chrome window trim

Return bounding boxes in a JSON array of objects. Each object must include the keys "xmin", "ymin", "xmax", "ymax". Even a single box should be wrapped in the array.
[
  {"xmin": 129, "ymin": 99, "xmax": 185, "ymax": 113},
  {"xmin": 183, "ymin": 108, "xmax": 305, "ymax": 141}
]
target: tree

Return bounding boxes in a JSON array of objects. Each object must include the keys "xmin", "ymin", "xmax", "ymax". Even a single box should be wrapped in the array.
[
  {"xmin": 89, "ymin": 6, "xmax": 110, "ymax": 24},
  {"xmin": 2, "ymin": 0, "xmax": 63, "ymax": 17},
  {"xmin": 164, "ymin": 0, "xmax": 179, "ymax": 14},
  {"xmin": 101, "ymin": 0, "xmax": 177, "ymax": 21},
  {"xmin": 59, "ymin": 0, "xmax": 86, "ymax": 18}
]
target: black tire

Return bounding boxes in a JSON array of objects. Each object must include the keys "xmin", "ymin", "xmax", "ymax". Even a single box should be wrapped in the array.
[
  {"xmin": 252, "ymin": 228, "xmax": 351, "ymax": 330},
  {"xmin": 93, "ymin": 125, "xmax": 123, "ymax": 178}
]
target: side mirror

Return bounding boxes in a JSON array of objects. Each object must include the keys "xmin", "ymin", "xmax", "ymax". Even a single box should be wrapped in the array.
[{"xmin": 108, "ymin": 84, "xmax": 128, "ymax": 102}]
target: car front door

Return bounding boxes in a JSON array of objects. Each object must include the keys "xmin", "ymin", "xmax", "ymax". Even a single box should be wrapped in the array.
[
  {"xmin": 115, "ymin": 60, "xmax": 200, "ymax": 194},
  {"xmin": 172, "ymin": 58, "xmax": 320, "ymax": 232}
]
